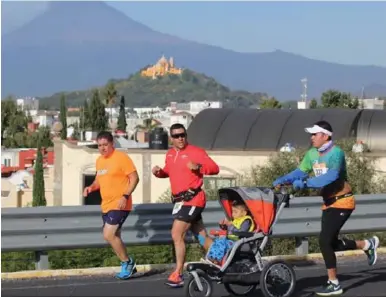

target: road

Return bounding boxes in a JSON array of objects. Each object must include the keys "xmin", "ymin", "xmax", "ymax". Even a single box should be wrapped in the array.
[{"xmin": 2, "ymin": 255, "xmax": 386, "ymax": 297}]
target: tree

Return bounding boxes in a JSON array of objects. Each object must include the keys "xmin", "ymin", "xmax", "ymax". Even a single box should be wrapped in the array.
[
  {"xmin": 104, "ymin": 82, "xmax": 117, "ymax": 124},
  {"xmin": 259, "ymin": 96, "xmax": 282, "ymax": 109},
  {"xmin": 80, "ymin": 99, "xmax": 91, "ymax": 131},
  {"xmin": 350, "ymin": 97, "xmax": 359, "ymax": 109},
  {"xmin": 89, "ymin": 89, "xmax": 108, "ymax": 132},
  {"xmin": 71, "ymin": 122, "xmax": 80, "ymax": 140},
  {"xmin": 32, "ymin": 143, "xmax": 47, "ymax": 207},
  {"xmin": 26, "ymin": 126, "xmax": 53, "ymax": 148},
  {"xmin": 59, "ymin": 93, "xmax": 67, "ymax": 140},
  {"xmin": 134, "ymin": 114, "xmax": 160, "ymax": 132},
  {"xmin": 117, "ymin": 96, "xmax": 127, "ymax": 132},
  {"xmin": 1, "ymin": 98, "xmax": 29, "ymax": 148},
  {"xmin": 309, "ymin": 98, "xmax": 318, "ymax": 109},
  {"xmin": 321, "ymin": 90, "xmax": 358, "ymax": 109}
]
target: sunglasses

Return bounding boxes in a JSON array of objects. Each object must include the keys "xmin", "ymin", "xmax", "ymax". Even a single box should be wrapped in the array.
[{"xmin": 171, "ymin": 133, "xmax": 186, "ymax": 139}]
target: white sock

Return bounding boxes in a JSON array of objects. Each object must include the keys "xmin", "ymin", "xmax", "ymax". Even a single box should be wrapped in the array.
[
  {"xmin": 362, "ymin": 240, "xmax": 370, "ymax": 251},
  {"xmin": 330, "ymin": 279, "xmax": 339, "ymax": 285}
]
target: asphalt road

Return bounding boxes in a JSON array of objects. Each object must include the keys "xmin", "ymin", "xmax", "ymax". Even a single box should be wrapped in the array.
[{"xmin": 2, "ymin": 255, "xmax": 386, "ymax": 297}]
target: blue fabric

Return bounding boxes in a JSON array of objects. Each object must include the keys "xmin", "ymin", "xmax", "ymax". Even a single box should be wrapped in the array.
[
  {"xmin": 293, "ymin": 179, "xmax": 305, "ymax": 190},
  {"xmin": 207, "ymin": 237, "xmax": 234, "ymax": 262},
  {"xmin": 306, "ymin": 169, "xmax": 339, "ymax": 188},
  {"xmin": 273, "ymin": 168, "xmax": 308, "ymax": 186},
  {"xmin": 197, "ymin": 234, "xmax": 206, "ymax": 246}
]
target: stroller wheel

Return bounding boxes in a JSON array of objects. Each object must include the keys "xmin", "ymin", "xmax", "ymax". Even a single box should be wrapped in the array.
[
  {"xmin": 224, "ymin": 283, "xmax": 258, "ymax": 296},
  {"xmin": 259, "ymin": 259, "xmax": 296, "ymax": 297},
  {"xmin": 184, "ymin": 270, "xmax": 213, "ymax": 297}
]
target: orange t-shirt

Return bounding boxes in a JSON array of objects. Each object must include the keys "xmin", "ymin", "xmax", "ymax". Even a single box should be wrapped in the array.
[{"xmin": 95, "ymin": 150, "xmax": 137, "ymax": 213}]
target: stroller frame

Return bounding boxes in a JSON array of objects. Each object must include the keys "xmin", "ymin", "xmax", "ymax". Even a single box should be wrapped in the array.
[{"xmin": 184, "ymin": 186, "xmax": 297, "ymax": 297}]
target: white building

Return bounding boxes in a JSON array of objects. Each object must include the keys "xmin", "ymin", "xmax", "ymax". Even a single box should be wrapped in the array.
[
  {"xmin": 297, "ymin": 100, "xmax": 310, "ymax": 109},
  {"xmin": 358, "ymin": 98, "xmax": 385, "ymax": 110},
  {"xmin": 170, "ymin": 111, "xmax": 194, "ymax": 129},
  {"xmin": 170, "ymin": 101, "xmax": 222, "ymax": 116},
  {"xmin": 1, "ymin": 149, "xmax": 21, "ymax": 167},
  {"xmin": 16, "ymin": 97, "xmax": 39, "ymax": 115},
  {"xmin": 33, "ymin": 111, "xmax": 56, "ymax": 127}
]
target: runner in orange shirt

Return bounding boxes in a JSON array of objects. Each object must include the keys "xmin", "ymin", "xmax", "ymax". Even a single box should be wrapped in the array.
[{"xmin": 83, "ymin": 131, "xmax": 139, "ymax": 280}]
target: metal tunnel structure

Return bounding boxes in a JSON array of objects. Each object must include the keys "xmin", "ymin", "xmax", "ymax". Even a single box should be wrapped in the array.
[{"xmin": 187, "ymin": 108, "xmax": 386, "ymax": 152}]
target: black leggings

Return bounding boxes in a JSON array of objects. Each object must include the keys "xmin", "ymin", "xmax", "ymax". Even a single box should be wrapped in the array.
[{"xmin": 319, "ymin": 208, "xmax": 357, "ymax": 269}]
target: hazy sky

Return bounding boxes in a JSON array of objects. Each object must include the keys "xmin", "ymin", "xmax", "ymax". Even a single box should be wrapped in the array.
[{"xmin": 2, "ymin": 1, "xmax": 386, "ymax": 67}]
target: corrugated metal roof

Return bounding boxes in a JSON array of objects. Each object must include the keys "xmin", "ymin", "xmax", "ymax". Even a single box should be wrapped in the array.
[{"xmin": 187, "ymin": 108, "xmax": 386, "ymax": 151}]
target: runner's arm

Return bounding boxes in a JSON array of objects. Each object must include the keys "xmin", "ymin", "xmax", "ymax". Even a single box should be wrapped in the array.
[
  {"xmin": 89, "ymin": 159, "xmax": 101, "ymax": 192},
  {"xmin": 122, "ymin": 155, "xmax": 140, "ymax": 195},
  {"xmin": 273, "ymin": 152, "xmax": 311, "ymax": 186},
  {"xmin": 89, "ymin": 174, "xmax": 100, "ymax": 191},
  {"xmin": 305, "ymin": 151, "xmax": 343, "ymax": 188},
  {"xmin": 195, "ymin": 149, "xmax": 219, "ymax": 175},
  {"xmin": 125, "ymin": 171, "xmax": 139, "ymax": 196},
  {"xmin": 154, "ymin": 156, "xmax": 170, "ymax": 178}
]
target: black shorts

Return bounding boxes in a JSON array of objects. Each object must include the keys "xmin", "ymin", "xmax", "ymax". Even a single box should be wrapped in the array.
[
  {"xmin": 172, "ymin": 204, "xmax": 204, "ymax": 223},
  {"xmin": 102, "ymin": 210, "xmax": 130, "ymax": 229}
]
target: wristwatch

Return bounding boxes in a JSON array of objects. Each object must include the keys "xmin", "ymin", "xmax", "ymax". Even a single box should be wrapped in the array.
[
  {"xmin": 123, "ymin": 194, "xmax": 130, "ymax": 199},
  {"xmin": 196, "ymin": 164, "xmax": 202, "ymax": 171}
]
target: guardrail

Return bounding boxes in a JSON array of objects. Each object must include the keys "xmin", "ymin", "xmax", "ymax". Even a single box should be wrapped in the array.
[{"xmin": 2, "ymin": 194, "xmax": 386, "ymax": 270}]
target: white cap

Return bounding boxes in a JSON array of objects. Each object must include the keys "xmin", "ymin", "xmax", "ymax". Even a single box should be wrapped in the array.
[{"xmin": 304, "ymin": 124, "xmax": 333, "ymax": 136}]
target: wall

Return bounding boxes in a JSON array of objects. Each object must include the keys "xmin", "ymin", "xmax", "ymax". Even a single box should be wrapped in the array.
[
  {"xmin": 1, "ymin": 150, "xmax": 19, "ymax": 167},
  {"xmin": 19, "ymin": 149, "xmax": 54, "ymax": 168},
  {"xmin": 1, "ymin": 167, "xmax": 55, "ymax": 208}
]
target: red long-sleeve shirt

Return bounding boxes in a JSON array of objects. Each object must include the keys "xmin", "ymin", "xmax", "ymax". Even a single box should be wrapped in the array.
[{"xmin": 155, "ymin": 144, "xmax": 220, "ymax": 207}]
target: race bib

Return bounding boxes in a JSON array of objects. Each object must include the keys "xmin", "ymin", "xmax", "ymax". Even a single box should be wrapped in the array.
[
  {"xmin": 172, "ymin": 202, "xmax": 183, "ymax": 214},
  {"xmin": 313, "ymin": 162, "xmax": 328, "ymax": 177}
]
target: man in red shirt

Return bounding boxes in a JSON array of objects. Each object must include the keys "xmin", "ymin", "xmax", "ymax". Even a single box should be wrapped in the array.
[{"xmin": 152, "ymin": 123, "xmax": 220, "ymax": 288}]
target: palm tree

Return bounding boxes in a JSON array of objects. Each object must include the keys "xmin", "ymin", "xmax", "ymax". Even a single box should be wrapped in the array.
[
  {"xmin": 103, "ymin": 82, "xmax": 117, "ymax": 125},
  {"xmin": 134, "ymin": 118, "xmax": 160, "ymax": 132}
]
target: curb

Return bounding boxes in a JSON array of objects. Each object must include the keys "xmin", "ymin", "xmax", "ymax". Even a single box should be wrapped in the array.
[
  {"xmin": 2, "ymin": 248, "xmax": 386, "ymax": 280},
  {"xmin": 1, "ymin": 263, "xmax": 176, "ymax": 280}
]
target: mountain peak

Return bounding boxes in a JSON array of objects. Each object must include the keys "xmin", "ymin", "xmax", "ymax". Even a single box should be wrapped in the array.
[
  {"xmin": 2, "ymin": 0, "xmax": 180, "ymax": 46},
  {"xmin": 47, "ymin": 1, "xmax": 109, "ymax": 11}
]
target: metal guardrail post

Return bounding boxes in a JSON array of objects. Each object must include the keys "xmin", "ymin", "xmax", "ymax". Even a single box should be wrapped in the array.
[
  {"xmin": 35, "ymin": 251, "xmax": 49, "ymax": 270},
  {"xmin": 295, "ymin": 237, "xmax": 309, "ymax": 256}
]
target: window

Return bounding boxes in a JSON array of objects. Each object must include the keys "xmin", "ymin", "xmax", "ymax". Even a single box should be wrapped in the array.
[{"xmin": 3, "ymin": 158, "xmax": 11, "ymax": 167}]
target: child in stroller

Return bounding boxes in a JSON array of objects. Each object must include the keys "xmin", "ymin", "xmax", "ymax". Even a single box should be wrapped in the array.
[
  {"xmin": 184, "ymin": 186, "xmax": 297, "ymax": 297},
  {"xmin": 204, "ymin": 200, "xmax": 257, "ymax": 266}
]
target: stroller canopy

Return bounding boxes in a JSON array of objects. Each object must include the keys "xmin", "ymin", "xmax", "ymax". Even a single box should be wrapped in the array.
[{"xmin": 218, "ymin": 187, "xmax": 277, "ymax": 234}]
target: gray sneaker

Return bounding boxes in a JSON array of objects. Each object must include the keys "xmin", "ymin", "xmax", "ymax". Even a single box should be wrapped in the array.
[
  {"xmin": 315, "ymin": 281, "xmax": 343, "ymax": 296},
  {"xmin": 365, "ymin": 236, "xmax": 380, "ymax": 266}
]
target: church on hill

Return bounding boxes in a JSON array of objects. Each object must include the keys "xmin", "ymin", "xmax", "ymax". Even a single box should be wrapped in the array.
[{"xmin": 141, "ymin": 54, "xmax": 183, "ymax": 79}]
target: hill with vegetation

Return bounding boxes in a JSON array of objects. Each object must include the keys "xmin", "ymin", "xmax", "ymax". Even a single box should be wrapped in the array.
[{"xmin": 38, "ymin": 69, "xmax": 266, "ymax": 109}]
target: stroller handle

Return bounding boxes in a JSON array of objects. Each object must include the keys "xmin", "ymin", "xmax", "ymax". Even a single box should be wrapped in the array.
[{"xmin": 272, "ymin": 184, "xmax": 294, "ymax": 197}]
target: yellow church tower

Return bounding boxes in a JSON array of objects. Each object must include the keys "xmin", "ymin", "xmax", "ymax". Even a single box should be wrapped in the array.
[{"xmin": 141, "ymin": 54, "xmax": 183, "ymax": 79}]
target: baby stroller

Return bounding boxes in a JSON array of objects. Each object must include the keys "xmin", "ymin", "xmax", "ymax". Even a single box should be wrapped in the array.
[{"xmin": 184, "ymin": 186, "xmax": 296, "ymax": 297}]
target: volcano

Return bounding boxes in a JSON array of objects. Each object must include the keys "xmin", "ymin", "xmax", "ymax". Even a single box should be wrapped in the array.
[{"xmin": 2, "ymin": 1, "xmax": 386, "ymax": 100}]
